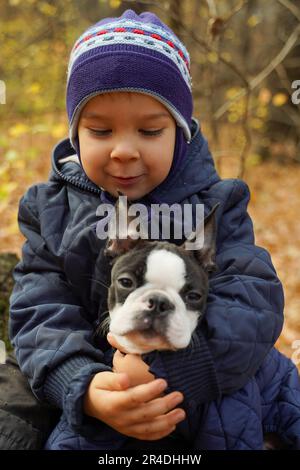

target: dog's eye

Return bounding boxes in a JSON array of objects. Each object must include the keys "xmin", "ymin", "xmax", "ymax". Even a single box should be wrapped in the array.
[
  {"xmin": 186, "ymin": 291, "xmax": 202, "ymax": 302},
  {"xmin": 118, "ymin": 277, "xmax": 134, "ymax": 288}
]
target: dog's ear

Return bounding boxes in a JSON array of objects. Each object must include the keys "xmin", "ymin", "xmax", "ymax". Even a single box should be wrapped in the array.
[
  {"xmin": 183, "ymin": 203, "xmax": 220, "ymax": 273},
  {"xmin": 104, "ymin": 191, "xmax": 145, "ymax": 259}
]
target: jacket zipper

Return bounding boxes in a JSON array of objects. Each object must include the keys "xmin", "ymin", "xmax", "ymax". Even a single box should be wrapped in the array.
[{"xmin": 53, "ymin": 165, "xmax": 102, "ymax": 196}]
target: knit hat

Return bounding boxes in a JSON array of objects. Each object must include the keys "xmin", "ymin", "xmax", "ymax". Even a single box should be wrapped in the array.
[{"xmin": 66, "ymin": 9, "xmax": 193, "ymax": 153}]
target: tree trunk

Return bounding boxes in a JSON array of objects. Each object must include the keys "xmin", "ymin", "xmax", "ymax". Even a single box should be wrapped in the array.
[
  {"xmin": 0, "ymin": 253, "xmax": 19, "ymax": 351},
  {"xmin": 169, "ymin": 0, "xmax": 183, "ymax": 37}
]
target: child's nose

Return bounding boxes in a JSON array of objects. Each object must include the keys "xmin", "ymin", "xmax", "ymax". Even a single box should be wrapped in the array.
[{"xmin": 110, "ymin": 141, "xmax": 140, "ymax": 161}]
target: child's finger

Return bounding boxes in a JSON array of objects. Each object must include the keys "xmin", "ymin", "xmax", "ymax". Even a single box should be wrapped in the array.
[
  {"xmin": 123, "ymin": 391, "xmax": 184, "ymax": 425},
  {"xmin": 92, "ymin": 371, "xmax": 130, "ymax": 391},
  {"xmin": 115, "ymin": 379, "xmax": 168, "ymax": 409},
  {"xmin": 123, "ymin": 408, "xmax": 185, "ymax": 441}
]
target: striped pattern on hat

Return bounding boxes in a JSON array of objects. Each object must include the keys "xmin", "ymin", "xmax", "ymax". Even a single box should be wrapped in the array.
[{"xmin": 68, "ymin": 19, "xmax": 192, "ymax": 90}]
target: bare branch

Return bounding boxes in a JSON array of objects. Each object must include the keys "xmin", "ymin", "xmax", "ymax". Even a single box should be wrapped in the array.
[
  {"xmin": 277, "ymin": 0, "xmax": 300, "ymax": 22},
  {"xmin": 224, "ymin": 0, "xmax": 249, "ymax": 23},
  {"xmin": 238, "ymin": 91, "xmax": 252, "ymax": 179},
  {"xmin": 214, "ymin": 23, "xmax": 300, "ymax": 119},
  {"xmin": 275, "ymin": 63, "xmax": 293, "ymax": 94},
  {"xmin": 124, "ymin": 0, "xmax": 250, "ymax": 87},
  {"xmin": 206, "ymin": 0, "xmax": 217, "ymax": 17}
]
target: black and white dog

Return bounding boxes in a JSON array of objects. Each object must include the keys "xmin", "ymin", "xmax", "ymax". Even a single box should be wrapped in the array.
[
  {"xmin": 103, "ymin": 195, "xmax": 219, "ymax": 355},
  {"xmin": 100, "ymin": 197, "xmax": 285, "ymax": 450}
]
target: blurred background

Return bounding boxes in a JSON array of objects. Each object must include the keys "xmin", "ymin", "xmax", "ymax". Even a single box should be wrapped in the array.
[{"xmin": 0, "ymin": 0, "xmax": 299, "ymax": 364}]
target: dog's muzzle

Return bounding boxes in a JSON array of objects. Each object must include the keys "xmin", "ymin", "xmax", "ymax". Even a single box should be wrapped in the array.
[
  {"xmin": 146, "ymin": 294, "xmax": 175, "ymax": 316},
  {"xmin": 133, "ymin": 292, "xmax": 175, "ymax": 333}
]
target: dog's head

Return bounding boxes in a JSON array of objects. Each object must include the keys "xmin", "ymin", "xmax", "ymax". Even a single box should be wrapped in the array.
[{"xmin": 103, "ymin": 194, "xmax": 219, "ymax": 354}]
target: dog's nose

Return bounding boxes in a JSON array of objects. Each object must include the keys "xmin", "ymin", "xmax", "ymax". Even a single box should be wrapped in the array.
[{"xmin": 147, "ymin": 294, "xmax": 175, "ymax": 314}]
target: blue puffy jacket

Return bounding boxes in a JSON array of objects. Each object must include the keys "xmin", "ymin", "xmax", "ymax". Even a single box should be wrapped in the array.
[
  {"xmin": 10, "ymin": 118, "xmax": 297, "ymax": 449},
  {"xmin": 45, "ymin": 347, "xmax": 300, "ymax": 450}
]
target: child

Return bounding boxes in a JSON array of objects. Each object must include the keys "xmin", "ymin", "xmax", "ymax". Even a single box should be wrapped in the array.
[{"xmin": 8, "ymin": 9, "xmax": 300, "ymax": 450}]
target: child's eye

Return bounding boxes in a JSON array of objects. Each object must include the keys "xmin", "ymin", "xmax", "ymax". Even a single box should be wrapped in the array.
[
  {"xmin": 88, "ymin": 128, "xmax": 164, "ymax": 137},
  {"xmin": 140, "ymin": 129, "xmax": 164, "ymax": 136},
  {"xmin": 89, "ymin": 129, "xmax": 111, "ymax": 136}
]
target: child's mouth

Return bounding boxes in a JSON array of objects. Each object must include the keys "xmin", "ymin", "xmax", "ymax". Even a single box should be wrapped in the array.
[{"xmin": 112, "ymin": 175, "xmax": 143, "ymax": 186}]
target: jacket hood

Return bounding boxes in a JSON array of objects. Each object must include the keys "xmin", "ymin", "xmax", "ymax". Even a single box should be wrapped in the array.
[{"xmin": 50, "ymin": 117, "xmax": 220, "ymax": 203}]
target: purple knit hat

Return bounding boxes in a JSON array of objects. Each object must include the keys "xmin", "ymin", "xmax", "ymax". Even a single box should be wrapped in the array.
[{"xmin": 66, "ymin": 9, "xmax": 193, "ymax": 198}]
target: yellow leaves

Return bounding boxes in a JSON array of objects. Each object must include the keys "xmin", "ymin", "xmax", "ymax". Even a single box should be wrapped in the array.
[
  {"xmin": 0, "ymin": 136, "xmax": 9, "ymax": 149},
  {"xmin": 0, "ymin": 163, "xmax": 9, "ymax": 179},
  {"xmin": 220, "ymin": 52, "xmax": 231, "ymax": 62},
  {"xmin": 9, "ymin": 123, "xmax": 30, "ymax": 138},
  {"xmin": 109, "ymin": 0, "xmax": 122, "ymax": 8},
  {"xmin": 51, "ymin": 123, "xmax": 67, "ymax": 139},
  {"xmin": 228, "ymin": 105, "xmax": 246, "ymax": 122},
  {"xmin": 226, "ymin": 87, "xmax": 243, "ymax": 99},
  {"xmin": 4, "ymin": 220, "xmax": 20, "ymax": 236},
  {"xmin": 228, "ymin": 114, "xmax": 239, "ymax": 123},
  {"xmin": 4, "ymin": 150, "xmax": 19, "ymax": 162},
  {"xmin": 38, "ymin": 2, "xmax": 57, "ymax": 16},
  {"xmin": 207, "ymin": 51, "xmax": 218, "ymax": 64},
  {"xmin": 224, "ymin": 87, "xmax": 273, "ymax": 129},
  {"xmin": 9, "ymin": 121, "xmax": 66, "ymax": 139},
  {"xmin": 272, "ymin": 93, "xmax": 288, "ymax": 107},
  {"xmin": 27, "ymin": 83, "xmax": 41, "ymax": 95},
  {"xmin": 246, "ymin": 153, "xmax": 262, "ymax": 168},
  {"xmin": 225, "ymin": 88, "xmax": 246, "ymax": 123},
  {"xmin": 255, "ymin": 90, "xmax": 288, "ymax": 110},
  {"xmin": 11, "ymin": 160, "xmax": 26, "ymax": 171},
  {"xmin": 256, "ymin": 106, "xmax": 268, "ymax": 119},
  {"xmin": 251, "ymin": 102, "xmax": 268, "ymax": 131},
  {"xmin": 250, "ymin": 118, "xmax": 264, "ymax": 130},
  {"xmin": 0, "ymin": 183, "xmax": 18, "ymax": 202},
  {"xmin": 247, "ymin": 15, "xmax": 260, "ymax": 28},
  {"xmin": 258, "ymin": 88, "xmax": 272, "ymax": 105}
]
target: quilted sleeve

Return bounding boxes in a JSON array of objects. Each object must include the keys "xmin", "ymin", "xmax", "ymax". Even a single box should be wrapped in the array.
[
  {"xmin": 256, "ymin": 348, "xmax": 300, "ymax": 449},
  {"xmin": 9, "ymin": 186, "xmax": 111, "ymax": 408},
  {"xmin": 204, "ymin": 179, "xmax": 284, "ymax": 393},
  {"xmin": 143, "ymin": 179, "xmax": 284, "ymax": 406}
]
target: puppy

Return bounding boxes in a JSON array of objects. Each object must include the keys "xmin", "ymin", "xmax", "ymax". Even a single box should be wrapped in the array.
[{"xmin": 103, "ymin": 195, "xmax": 219, "ymax": 355}]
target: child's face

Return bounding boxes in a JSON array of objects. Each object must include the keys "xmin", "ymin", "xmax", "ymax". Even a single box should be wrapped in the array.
[{"xmin": 78, "ymin": 92, "xmax": 176, "ymax": 200}]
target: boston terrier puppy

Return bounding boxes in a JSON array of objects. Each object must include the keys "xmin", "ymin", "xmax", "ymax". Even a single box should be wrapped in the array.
[
  {"xmin": 102, "ymin": 194, "xmax": 219, "ymax": 355},
  {"xmin": 99, "ymin": 196, "xmax": 285, "ymax": 450}
]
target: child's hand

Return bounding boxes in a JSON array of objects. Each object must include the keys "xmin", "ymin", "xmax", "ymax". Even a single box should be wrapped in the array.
[
  {"xmin": 112, "ymin": 350, "xmax": 155, "ymax": 387},
  {"xmin": 83, "ymin": 372, "xmax": 185, "ymax": 441},
  {"xmin": 107, "ymin": 332, "xmax": 155, "ymax": 387}
]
